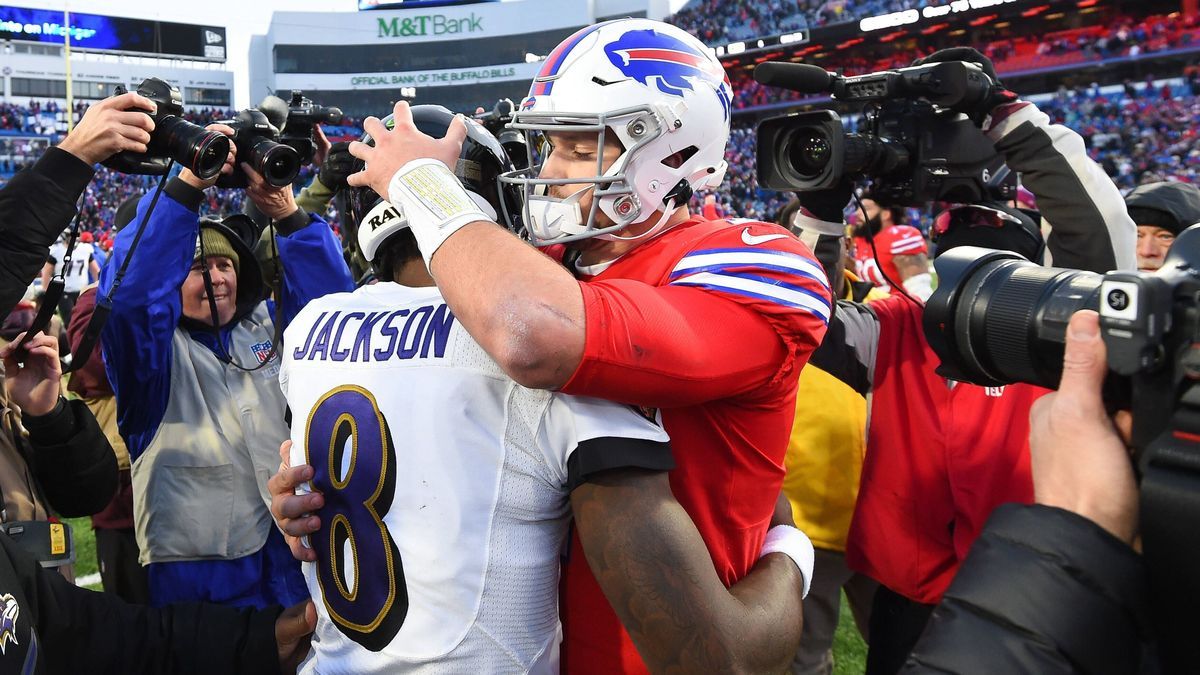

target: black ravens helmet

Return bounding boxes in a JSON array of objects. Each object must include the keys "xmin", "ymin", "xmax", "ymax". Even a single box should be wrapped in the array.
[{"xmin": 345, "ymin": 105, "xmax": 524, "ymax": 271}]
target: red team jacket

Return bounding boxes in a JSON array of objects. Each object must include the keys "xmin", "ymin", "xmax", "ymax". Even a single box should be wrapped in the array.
[
  {"xmin": 553, "ymin": 217, "xmax": 831, "ymax": 673},
  {"xmin": 845, "ymin": 295, "xmax": 1046, "ymax": 604}
]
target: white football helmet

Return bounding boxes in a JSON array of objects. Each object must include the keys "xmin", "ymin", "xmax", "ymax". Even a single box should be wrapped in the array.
[{"xmin": 499, "ymin": 18, "xmax": 732, "ymax": 246}]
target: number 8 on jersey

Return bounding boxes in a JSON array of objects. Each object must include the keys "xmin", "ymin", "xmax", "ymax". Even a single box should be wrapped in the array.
[{"xmin": 305, "ymin": 385, "xmax": 408, "ymax": 652}]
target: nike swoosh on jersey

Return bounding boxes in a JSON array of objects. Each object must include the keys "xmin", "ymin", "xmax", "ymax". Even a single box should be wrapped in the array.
[{"xmin": 741, "ymin": 228, "xmax": 790, "ymax": 246}]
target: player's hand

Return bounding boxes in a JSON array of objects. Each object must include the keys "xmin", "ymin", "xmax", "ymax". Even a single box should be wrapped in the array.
[
  {"xmin": 178, "ymin": 123, "xmax": 237, "ymax": 190},
  {"xmin": 1029, "ymin": 310, "xmax": 1138, "ymax": 545},
  {"xmin": 1, "ymin": 332, "xmax": 62, "ymax": 417},
  {"xmin": 347, "ymin": 100, "xmax": 466, "ymax": 200},
  {"xmin": 244, "ymin": 162, "xmax": 300, "ymax": 221},
  {"xmin": 58, "ymin": 92, "xmax": 157, "ymax": 165},
  {"xmin": 275, "ymin": 599, "xmax": 317, "ymax": 674},
  {"xmin": 269, "ymin": 440, "xmax": 323, "ymax": 562}
]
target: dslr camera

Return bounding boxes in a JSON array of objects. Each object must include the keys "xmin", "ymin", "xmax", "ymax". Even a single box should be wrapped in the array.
[
  {"xmin": 924, "ymin": 226, "xmax": 1200, "ymax": 670},
  {"xmin": 215, "ymin": 108, "xmax": 301, "ymax": 189},
  {"xmin": 923, "ymin": 225, "xmax": 1200, "ymax": 454},
  {"xmin": 103, "ymin": 77, "xmax": 230, "ymax": 180},
  {"xmin": 269, "ymin": 90, "xmax": 344, "ymax": 164},
  {"xmin": 755, "ymin": 61, "xmax": 1014, "ymax": 205}
]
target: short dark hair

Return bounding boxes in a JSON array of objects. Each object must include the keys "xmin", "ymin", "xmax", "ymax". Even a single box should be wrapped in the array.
[{"xmin": 373, "ymin": 228, "xmax": 422, "ymax": 282}]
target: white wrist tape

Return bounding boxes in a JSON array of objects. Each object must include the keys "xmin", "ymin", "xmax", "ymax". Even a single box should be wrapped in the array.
[
  {"xmin": 902, "ymin": 272, "xmax": 935, "ymax": 302},
  {"xmin": 386, "ymin": 158, "xmax": 490, "ymax": 269},
  {"xmin": 761, "ymin": 525, "xmax": 815, "ymax": 599}
]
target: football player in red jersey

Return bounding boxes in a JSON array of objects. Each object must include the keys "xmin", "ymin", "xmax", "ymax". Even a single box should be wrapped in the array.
[{"xmin": 344, "ymin": 17, "xmax": 831, "ymax": 674}]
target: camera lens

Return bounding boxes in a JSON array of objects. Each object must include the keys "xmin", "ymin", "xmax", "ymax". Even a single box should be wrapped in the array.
[
  {"xmin": 158, "ymin": 116, "xmax": 230, "ymax": 180},
  {"xmin": 248, "ymin": 137, "xmax": 301, "ymax": 187},
  {"xmin": 923, "ymin": 247, "xmax": 1103, "ymax": 388},
  {"xmin": 787, "ymin": 128, "xmax": 832, "ymax": 177}
]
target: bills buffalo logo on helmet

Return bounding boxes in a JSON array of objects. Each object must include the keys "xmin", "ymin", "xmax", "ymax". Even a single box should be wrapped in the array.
[{"xmin": 604, "ymin": 29, "xmax": 732, "ymax": 121}]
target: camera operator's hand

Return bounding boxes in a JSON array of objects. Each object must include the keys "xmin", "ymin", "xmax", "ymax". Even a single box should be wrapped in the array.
[
  {"xmin": 57, "ymin": 92, "xmax": 157, "ymax": 166},
  {"xmin": 912, "ymin": 47, "xmax": 1018, "ymax": 125},
  {"xmin": 796, "ymin": 178, "xmax": 853, "ymax": 223},
  {"xmin": 244, "ymin": 163, "xmax": 300, "ymax": 221},
  {"xmin": 319, "ymin": 141, "xmax": 355, "ymax": 192},
  {"xmin": 1, "ymin": 331, "xmax": 61, "ymax": 417},
  {"xmin": 348, "ymin": 100, "xmax": 465, "ymax": 200},
  {"xmin": 178, "ymin": 123, "xmax": 237, "ymax": 191},
  {"xmin": 1029, "ymin": 310, "xmax": 1138, "ymax": 545},
  {"xmin": 312, "ymin": 125, "xmax": 332, "ymax": 169}
]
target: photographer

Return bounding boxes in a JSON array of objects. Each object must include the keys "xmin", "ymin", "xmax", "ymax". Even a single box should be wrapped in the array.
[
  {"xmin": 904, "ymin": 310, "xmax": 1150, "ymax": 674},
  {"xmin": 0, "ymin": 92, "xmax": 157, "ymax": 317},
  {"xmin": 789, "ymin": 47, "xmax": 1136, "ymax": 673},
  {"xmin": 99, "ymin": 123, "xmax": 353, "ymax": 609}
]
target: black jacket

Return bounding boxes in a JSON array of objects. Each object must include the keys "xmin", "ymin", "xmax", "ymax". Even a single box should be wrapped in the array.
[
  {"xmin": 0, "ymin": 532, "xmax": 284, "ymax": 674},
  {"xmin": 21, "ymin": 397, "xmax": 119, "ymax": 518},
  {"xmin": 904, "ymin": 504, "xmax": 1151, "ymax": 674},
  {"xmin": 0, "ymin": 147, "xmax": 95, "ymax": 319}
]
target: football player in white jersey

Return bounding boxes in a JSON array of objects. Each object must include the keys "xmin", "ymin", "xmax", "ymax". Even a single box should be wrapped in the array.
[
  {"xmin": 41, "ymin": 233, "xmax": 100, "ymax": 328},
  {"xmin": 272, "ymin": 107, "xmax": 813, "ymax": 673}
]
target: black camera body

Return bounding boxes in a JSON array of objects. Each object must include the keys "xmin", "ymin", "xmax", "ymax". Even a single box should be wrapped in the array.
[
  {"xmin": 923, "ymin": 225, "xmax": 1200, "ymax": 452},
  {"xmin": 216, "ymin": 109, "xmax": 301, "ymax": 189},
  {"xmin": 103, "ymin": 77, "xmax": 230, "ymax": 180},
  {"xmin": 474, "ymin": 98, "xmax": 529, "ymax": 170},
  {"xmin": 277, "ymin": 91, "xmax": 343, "ymax": 164},
  {"xmin": 756, "ymin": 61, "xmax": 1014, "ymax": 205}
]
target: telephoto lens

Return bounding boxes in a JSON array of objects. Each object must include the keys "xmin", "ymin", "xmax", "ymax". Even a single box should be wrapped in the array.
[
  {"xmin": 922, "ymin": 246, "xmax": 1103, "ymax": 388},
  {"xmin": 155, "ymin": 116, "xmax": 229, "ymax": 180}
]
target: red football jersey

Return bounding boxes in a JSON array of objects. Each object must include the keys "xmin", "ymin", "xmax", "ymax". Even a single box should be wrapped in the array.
[
  {"xmin": 557, "ymin": 217, "xmax": 831, "ymax": 673},
  {"xmin": 845, "ymin": 296, "xmax": 1043, "ymax": 604}
]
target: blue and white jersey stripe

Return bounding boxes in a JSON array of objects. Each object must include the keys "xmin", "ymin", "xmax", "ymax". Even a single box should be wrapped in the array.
[
  {"xmin": 668, "ymin": 247, "xmax": 832, "ymax": 323},
  {"xmin": 670, "ymin": 248, "xmax": 830, "ymax": 288}
]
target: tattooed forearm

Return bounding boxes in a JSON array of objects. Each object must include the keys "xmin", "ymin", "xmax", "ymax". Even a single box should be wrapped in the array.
[{"xmin": 570, "ymin": 469, "xmax": 803, "ymax": 674}]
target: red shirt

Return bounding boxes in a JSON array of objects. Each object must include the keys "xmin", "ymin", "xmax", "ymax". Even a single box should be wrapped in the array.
[
  {"xmin": 845, "ymin": 296, "xmax": 1044, "ymax": 604},
  {"xmin": 557, "ymin": 217, "xmax": 830, "ymax": 673}
]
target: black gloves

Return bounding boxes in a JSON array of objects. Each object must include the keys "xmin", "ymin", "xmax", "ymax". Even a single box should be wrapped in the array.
[
  {"xmin": 796, "ymin": 178, "xmax": 853, "ymax": 223},
  {"xmin": 912, "ymin": 47, "xmax": 1019, "ymax": 125},
  {"xmin": 319, "ymin": 141, "xmax": 355, "ymax": 191}
]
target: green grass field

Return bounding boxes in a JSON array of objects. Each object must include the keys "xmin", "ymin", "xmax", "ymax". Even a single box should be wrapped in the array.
[
  {"xmin": 833, "ymin": 592, "xmax": 869, "ymax": 674},
  {"xmin": 64, "ymin": 519, "xmax": 871, "ymax": 671},
  {"xmin": 64, "ymin": 517, "xmax": 101, "ymax": 590}
]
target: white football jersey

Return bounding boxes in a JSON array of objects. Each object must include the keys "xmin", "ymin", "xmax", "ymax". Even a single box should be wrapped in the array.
[
  {"xmin": 48, "ymin": 242, "xmax": 95, "ymax": 292},
  {"xmin": 280, "ymin": 282, "xmax": 671, "ymax": 675}
]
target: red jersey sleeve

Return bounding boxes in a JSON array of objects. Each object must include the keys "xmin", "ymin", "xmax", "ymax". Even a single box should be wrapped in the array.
[{"xmin": 562, "ymin": 223, "xmax": 831, "ymax": 407}]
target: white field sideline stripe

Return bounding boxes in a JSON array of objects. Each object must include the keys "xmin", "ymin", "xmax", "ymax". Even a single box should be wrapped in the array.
[
  {"xmin": 673, "ymin": 272, "xmax": 831, "ymax": 321},
  {"xmin": 76, "ymin": 572, "xmax": 101, "ymax": 587},
  {"xmin": 673, "ymin": 251, "xmax": 829, "ymax": 287}
]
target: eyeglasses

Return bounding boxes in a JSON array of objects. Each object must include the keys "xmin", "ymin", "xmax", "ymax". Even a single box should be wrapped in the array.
[{"xmin": 931, "ymin": 204, "xmax": 1023, "ymax": 240}]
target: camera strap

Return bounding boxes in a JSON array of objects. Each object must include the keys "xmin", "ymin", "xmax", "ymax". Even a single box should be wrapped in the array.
[
  {"xmin": 13, "ymin": 169, "xmax": 170, "ymax": 372},
  {"xmin": 1139, "ymin": 340, "xmax": 1200, "ymax": 671},
  {"xmin": 11, "ymin": 206, "xmax": 82, "ymax": 359}
]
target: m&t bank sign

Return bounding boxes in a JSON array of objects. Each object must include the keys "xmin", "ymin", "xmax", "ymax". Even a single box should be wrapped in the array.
[{"xmin": 377, "ymin": 13, "xmax": 483, "ymax": 38}]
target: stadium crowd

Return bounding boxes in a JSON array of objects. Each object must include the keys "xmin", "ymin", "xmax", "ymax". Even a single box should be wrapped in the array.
[
  {"xmin": 726, "ymin": 11, "xmax": 1200, "ymax": 111},
  {"xmin": 0, "ymin": 10, "xmax": 1191, "ymax": 675}
]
